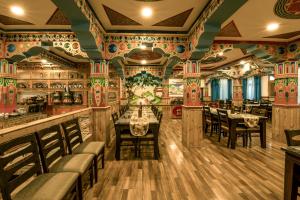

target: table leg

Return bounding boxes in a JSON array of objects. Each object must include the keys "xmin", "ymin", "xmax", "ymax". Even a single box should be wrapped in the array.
[
  {"xmin": 284, "ymin": 154, "xmax": 298, "ymax": 200},
  {"xmin": 259, "ymin": 120, "xmax": 266, "ymax": 148},
  {"xmin": 230, "ymin": 120, "xmax": 237, "ymax": 149}
]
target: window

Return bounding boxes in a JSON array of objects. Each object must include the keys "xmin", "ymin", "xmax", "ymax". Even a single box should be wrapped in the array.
[
  {"xmin": 247, "ymin": 77, "xmax": 255, "ymax": 100},
  {"xmin": 219, "ymin": 79, "xmax": 228, "ymax": 100}
]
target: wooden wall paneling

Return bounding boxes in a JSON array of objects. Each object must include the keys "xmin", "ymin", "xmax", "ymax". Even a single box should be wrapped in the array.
[{"xmin": 92, "ymin": 107, "xmax": 111, "ymax": 147}]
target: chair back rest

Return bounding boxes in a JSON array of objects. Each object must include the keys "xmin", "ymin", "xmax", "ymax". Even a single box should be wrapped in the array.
[
  {"xmin": 203, "ymin": 106, "xmax": 211, "ymax": 119},
  {"xmin": 61, "ymin": 119, "xmax": 83, "ymax": 154},
  {"xmin": 35, "ymin": 125, "xmax": 65, "ymax": 173},
  {"xmin": 284, "ymin": 129, "xmax": 300, "ymax": 146},
  {"xmin": 217, "ymin": 109, "xmax": 229, "ymax": 128},
  {"xmin": 251, "ymin": 108, "xmax": 267, "ymax": 117},
  {"xmin": 0, "ymin": 134, "xmax": 42, "ymax": 200}
]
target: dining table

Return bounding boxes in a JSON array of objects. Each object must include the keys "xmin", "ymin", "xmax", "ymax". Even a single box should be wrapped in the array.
[
  {"xmin": 281, "ymin": 146, "xmax": 300, "ymax": 200},
  {"xmin": 114, "ymin": 107, "xmax": 159, "ymax": 160},
  {"xmin": 210, "ymin": 108, "xmax": 268, "ymax": 149}
]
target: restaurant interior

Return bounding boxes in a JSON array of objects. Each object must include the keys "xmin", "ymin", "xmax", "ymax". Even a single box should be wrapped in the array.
[{"xmin": 0, "ymin": 0, "xmax": 300, "ymax": 199}]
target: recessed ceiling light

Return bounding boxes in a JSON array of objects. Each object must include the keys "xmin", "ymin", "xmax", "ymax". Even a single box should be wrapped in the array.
[
  {"xmin": 266, "ymin": 23, "xmax": 279, "ymax": 31},
  {"xmin": 140, "ymin": 45, "xmax": 146, "ymax": 50},
  {"xmin": 41, "ymin": 59, "xmax": 47, "ymax": 64},
  {"xmin": 141, "ymin": 60, "xmax": 147, "ymax": 65},
  {"xmin": 218, "ymin": 52, "xmax": 224, "ymax": 56},
  {"xmin": 141, "ymin": 7, "xmax": 152, "ymax": 18},
  {"xmin": 10, "ymin": 6, "xmax": 24, "ymax": 16}
]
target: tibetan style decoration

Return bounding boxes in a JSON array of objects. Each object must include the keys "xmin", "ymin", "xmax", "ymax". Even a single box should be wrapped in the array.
[
  {"xmin": 274, "ymin": 61, "xmax": 299, "ymax": 105},
  {"xmin": 183, "ymin": 60, "xmax": 202, "ymax": 106},
  {"xmin": 274, "ymin": 0, "xmax": 300, "ymax": 19},
  {"xmin": 90, "ymin": 60, "xmax": 109, "ymax": 107}
]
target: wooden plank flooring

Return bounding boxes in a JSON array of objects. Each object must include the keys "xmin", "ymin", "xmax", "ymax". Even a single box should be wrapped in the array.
[{"xmin": 87, "ymin": 115, "xmax": 288, "ymax": 200}]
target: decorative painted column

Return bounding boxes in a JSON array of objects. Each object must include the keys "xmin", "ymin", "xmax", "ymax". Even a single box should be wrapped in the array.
[
  {"xmin": 272, "ymin": 61, "xmax": 300, "ymax": 142},
  {"xmin": 161, "ymin": 78, "xmax": 170, "ymax": 114},
  {"xmin": 90, "ymin": 60, "xmax": 111, "ymax": 146},
  {"xmin": 0, "ymin": 59, "xmax": 17, "ymax": 113},
  {"xmin": 203, "ymin": 79, "xmax": 211, "ymax": 101},
  {"xmin": 182, "ymin": 60, "xmax": 204, "ymax": 148},
  {"xmin": 232, "ymin": 78, "xmax": 243, "ymax": 106}
]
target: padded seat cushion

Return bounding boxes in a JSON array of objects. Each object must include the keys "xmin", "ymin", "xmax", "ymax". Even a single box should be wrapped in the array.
[
  {"xmin": 50, "ymin": 154, "xmax": 94, "ymax": 175},
  {"xmin": 236, "ymin": 127, "xmax": 247, "ymax": 132},
  {"xmin": 14, "ymin": 172, "xmax": 78, "ymax": 200},
  {"xmin": 221, "ymin": 125, "xmax": 229, "ymax": 131},
  {"xmin": 206, "ymin": 119, "xmax": 212, "ymax": 123},
  {"xmin": 73, "ymin": 141, "xmax": 105, "ymax": 156},
  {"xmin": 120, "ymin": 133, "xmax": 136, "ymax": 139},
  {"xmin": 246, "ymin": 127, "xmax": 260, "ymax": 132}
]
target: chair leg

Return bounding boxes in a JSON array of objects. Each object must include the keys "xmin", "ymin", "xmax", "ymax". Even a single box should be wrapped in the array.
[
  {"xmin": 94, "ymin": 157, "xmax": 98, "ymax": 183},
  {"xmin": 77, "ymin": 176, "xmax": 83, "ymax": 200},
  {"xmin": 249, "ymin": 133, "xmax": 252, "ymax": 146},
  {"xmin": 89, "ymin": 165, "xmax": 94, "ymax": 187},
  {"xmin": 227, "ymin": 132, "xmax": 231, "ymax": 148},
  {"xmin": 101, "ymin": 148, "xmax": 105, "ymax": 169}
]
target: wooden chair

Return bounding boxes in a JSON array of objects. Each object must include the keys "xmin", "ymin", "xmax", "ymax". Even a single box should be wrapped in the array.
[
  {"xmin": 203, "ymin": 106, "xmax": 218, "ymax": 135},
  {"xmin": 113, "ymin": 112, "xmax": 138, "ymax": 160},
  {"xmin": 35, "ymin": 125, "xmax": 94, "ymax": 199},
  {"xmin": 285, "ymin": 129, "xmax": 300, "ymax": 146},
  {"xmin": 245, "ymin": 108, "xmax": 268, "ymax": 146},
  {"xmin": 217, "ymin": 109, "xmax": 247, "ymax": 147},
  {"xmin": 61, "ymin": 118, "xmax": 105, "ymax": 183},
  {"xmin": 139, "ymin": 112, "xmax": 162, "ymax": 159},
  {"xmin": 0, "ymin": 134, "xmax": 79, "ymax": 200}
]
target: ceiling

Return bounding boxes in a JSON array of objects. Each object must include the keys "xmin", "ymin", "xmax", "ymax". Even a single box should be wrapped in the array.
[
  {"xmin": 0, "ymin": 0, "xmax": 70, "ymax": 30},
  {"xmin": 87, "ymin": 0, "xmax": 210, "ymax": 32},
  {"xmin": 215, "ymin": 0, "xmax": 300, "ymax": 42}
]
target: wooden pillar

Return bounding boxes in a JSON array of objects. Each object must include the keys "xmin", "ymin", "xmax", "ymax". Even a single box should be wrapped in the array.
[
  {"xmin": 272, "ymin": 61, "xmax": 300, "ymax": 142},
  {"xmin": 120, "ymin": 78, "xmax": 128, "ymax": 105},
  {"xmin": 232, "ymin": 78, "xmax": 243, "ymax": 106},
  {"xmin": 182, "ymin": 60, "xmax": 204, "ymax": 148},
  {"xmin": 90, "ymin": 60, "xmax": 111, "ymax": 146},
  {"xmin": 203, "ymin": 79, "xmax": 211, "ymax": 101},
  {"xmin": 0, "ymin": 59, "xmax": 17, "ymax": 113}
]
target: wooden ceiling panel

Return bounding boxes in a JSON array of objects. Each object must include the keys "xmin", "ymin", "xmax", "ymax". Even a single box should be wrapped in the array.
[
  {"xmin": 0, "ymin": 15, "xmax": 33, "ymax": 25},
  {"xmin": 103, "ymin": 5, "xmax": 141, "ymax": 26},
  {"xmin": 264, "ymin": 30, "xmax": 300, "ymax": 39},
  {"xmin": 153, "ymin": 8, "xmax": 193, "ymax": 27},
  {"xmin": 46, "ymin": 8, "xmax": 70, "ymax": 25},
  {"xmin": 217, "ymin": 21, "xmax": 241, "ymax": 37}
]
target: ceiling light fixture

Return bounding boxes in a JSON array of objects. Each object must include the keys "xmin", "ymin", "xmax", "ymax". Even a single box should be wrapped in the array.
[
  {"xmin": 41, "ymin": 59, "xmax": 47, "ymax": 64},
  {"xmin": 141, "ymin": 7, "xmax": 152, "ymax": 18},
  {"xmin": 218, "ymin": 52, "xmax": 224, "ymax": 56},
  {"xmin": 266, "ymin": 23, "xmax": 279, "ymax": 31},
  {"xmin": 10, "ymin": 5, "xmax": 24, "ymax": 16},
  {"xmin": 141, "ymin": 60, "xmax": 147, "ymax": 65},
  {"xmin": 140, "ymin": 45, "xmax": 146, "ymax": 50}
]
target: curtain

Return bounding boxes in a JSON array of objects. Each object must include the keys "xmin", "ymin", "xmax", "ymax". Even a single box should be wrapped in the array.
[
  {"xmin": 254, "ymin": 76, "xmax": 261, "ymax": 101},
  {"xmin": 219, "ymin": 79, "xmax": 228, "ymax": 100},
  {"xmin": 242, "ymin": 78, "xmax": 247, "ymax": 100},
  {"xmin": 228, "ymin": 79, "xmax": 232, "ymax": 100},
  {"xmin": 247, "ymin": 77, "xmax": 255, "ymax": 100},
  {"xmin": 211, "ymin": 79, "xmax": 220, "ymax": 101}
]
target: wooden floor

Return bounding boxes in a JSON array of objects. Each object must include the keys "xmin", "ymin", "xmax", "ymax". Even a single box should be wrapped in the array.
[{"xmin": 87, "ymin": 114, "xmax": 289, "ymax": 200}]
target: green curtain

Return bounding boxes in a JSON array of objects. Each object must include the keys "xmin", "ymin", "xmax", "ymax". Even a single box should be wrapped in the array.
[
  {"xmin": 254, "ymin": 76, "xmax": 261, "ymax": 101},
  {"xmin": 228, "ymin": 79, "xmax": 232, "ymax": 100},
  {"xmin": 211, "ymin": 79, "xmax": 220, "ymax": 101},
  {"xmin": 242, "ymin": 78, "xmax": 247, "ymax": 100}
]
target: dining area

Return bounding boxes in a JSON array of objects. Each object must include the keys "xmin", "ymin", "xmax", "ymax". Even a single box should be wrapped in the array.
[{"xmin": 112, "ymin": 105, "xmax": 163, "ymax": 160}]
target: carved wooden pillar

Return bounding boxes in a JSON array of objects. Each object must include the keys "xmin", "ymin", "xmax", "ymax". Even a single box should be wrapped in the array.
[
  {"xmin": 232, "ymin": 78, "xmax": 243, "ymax": 106},
  {"xmin": 90, "ymin": 60, "xmax": 111, "ymax": 146},
  {"xmin": 0, "ymin": 59, "xmax": 17, "ymax": 113},
  {"xmin": 203, "ymin": 79, "xmax": 211, "ymax": 101},
  {"xmin": 272, "ymin": 61, "xmax": 300, "ymax": 142},
  {"xmin": 182, "ymin": 60, "xmax": 204, "ymax": 148}
]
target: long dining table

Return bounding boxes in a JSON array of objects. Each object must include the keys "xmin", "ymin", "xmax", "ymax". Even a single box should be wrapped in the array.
[
  {"xmin": 210, "ymin": 108, "xmax": 268, "ymax": 149},
  {"xmin": 114, "ymin": 107, "xmax": 159, "ymax": 160}
]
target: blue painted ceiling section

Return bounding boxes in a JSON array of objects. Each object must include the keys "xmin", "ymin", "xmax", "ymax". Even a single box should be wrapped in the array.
[
  {"xmin": 190, "ymin": 0, "xmax": 248, "ymax": 60},
  {"xmin": 51, "ymin": 0, "xmax": 103, "ymax": 60}
]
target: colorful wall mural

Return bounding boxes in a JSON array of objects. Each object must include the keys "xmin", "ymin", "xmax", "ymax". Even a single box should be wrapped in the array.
[
  {"xmin": 125, "ymin": 71, "xmax": 162, "ymax": 105},
  {"xmin": 169, "ymin": 79, "xmax": 184, "ymax": 97}
]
